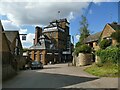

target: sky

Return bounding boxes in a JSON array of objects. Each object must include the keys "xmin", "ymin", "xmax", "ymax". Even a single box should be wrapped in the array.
[{"xmin": 0, "ymin": 0, "xmax": 119, "ymax": 48}]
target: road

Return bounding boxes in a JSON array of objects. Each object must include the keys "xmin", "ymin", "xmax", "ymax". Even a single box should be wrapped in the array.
[{"xmin": 2, "ymin": 63, "xmax": 119, "ymax": 89}]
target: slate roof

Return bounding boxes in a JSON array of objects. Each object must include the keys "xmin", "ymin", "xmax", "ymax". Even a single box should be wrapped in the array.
[
  {"xmin": 29, "ymin": 35, "xmax": 55, "ymax": 50},
  {"xmin": 4, "ymin": 31, "xmax": 18, "ymax": 43},
  {"xmin": 84, "ymin": 22, "xmax": 120, "ymax": 43},
  {"xmin": 84, "ymin": 32, "xmax": 102, "ymax": 43}
]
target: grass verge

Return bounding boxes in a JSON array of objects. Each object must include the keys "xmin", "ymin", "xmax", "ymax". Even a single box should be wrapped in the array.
[{"xmin": 84, "ymin": 62, "xmax": 119, "ymax": 77}]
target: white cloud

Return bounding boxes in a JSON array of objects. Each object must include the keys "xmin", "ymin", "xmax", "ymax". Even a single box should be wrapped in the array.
[
  {"xmin": 1, "ymin": 20, "xmax": 34, "ymax": 48},
  {"xmin": 0, "ymin": 2, "xmax": 89, "ymax": 25},
  {"xmin": 76, "ymin": 34, "xmax": 80, "ymax": 40},
  {"xmin": 19, "ymin": 29, "xmax": 27, "ymax": 34},
  {"xmin": 20, "ymin": 33, "xmax": 35, "ymax": 48},
  {"xmin": 0, "ymin": 0, "xmax": 119, "ymax": 2},
  {"xmin": 1, "ymin": 20, "xmax": 20, "ymax": 30},
  {"xmin": 67, "ymin": 12, "xmax": 75, "ymax": 21}
]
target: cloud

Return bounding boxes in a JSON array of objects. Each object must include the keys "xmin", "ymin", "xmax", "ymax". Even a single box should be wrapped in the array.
[
  {"xmin": 76, "ymin": 34, "xmax": 80, "ymax": 40},
  {"xmin": 0, "ymin": 0, "xmax": 119, "ymax": 2},
  {"xmin": 1, "ymin": 20, "xmax": 20, "ymax": 30},
  {"xmin": 21, "ymin": 33, "xmax": 35, "ymax": 48},
  {"xmin": 0, "ymin": 2, "xmax": 89, "ymax": 25},
  {"xmin": 19, "ymin": 29, "xmax": 35, "ymax": 48},
  {"xmin": 19, "ymin": 29, "xmax": 27, "ymax": 34},
  {"xmin": 1, "ymin": 20, "xmax": 34, "ymax": 48},
  {"xmin": 67, "ymin": 12, "xmax": 75, "ymax": 21}
]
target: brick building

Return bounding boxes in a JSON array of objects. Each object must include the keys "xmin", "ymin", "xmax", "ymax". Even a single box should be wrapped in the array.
[{"xmin": 28, "ymin": 18, "xmax": 72, "ymax": 64}]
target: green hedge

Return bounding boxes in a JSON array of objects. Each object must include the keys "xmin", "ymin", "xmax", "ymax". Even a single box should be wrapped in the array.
[
  {"xmin": 75, "ymin": 44, "xmax": 92, "ymax": 56},
  {"xmin": 96, "ymin": 47, "xmax": 120, "ymax": 64},
  {"xmin": 99, "ymin": 39, "xmax": 112, "ymax": 49}
]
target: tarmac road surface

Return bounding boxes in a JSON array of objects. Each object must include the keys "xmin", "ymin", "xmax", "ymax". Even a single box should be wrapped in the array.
[{"xmin": 2, "ymin": 63, "xmax": 119, "ymax": 89}]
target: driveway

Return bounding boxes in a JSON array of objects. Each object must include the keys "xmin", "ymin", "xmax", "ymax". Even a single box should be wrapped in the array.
[{"xmin": 2, "ymin": 63, "xmax": 119, "ymax": 89}]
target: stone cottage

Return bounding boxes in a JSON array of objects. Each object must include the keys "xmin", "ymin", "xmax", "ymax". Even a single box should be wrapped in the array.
[{"xmin": 84, "ymin": 22, "xmax": 120, "ymax": 50}]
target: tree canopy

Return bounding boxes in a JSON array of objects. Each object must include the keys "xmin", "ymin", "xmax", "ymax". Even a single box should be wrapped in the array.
[{"xmin": 75, "ymin": 15, "xmax": 90, "ymax": 47}]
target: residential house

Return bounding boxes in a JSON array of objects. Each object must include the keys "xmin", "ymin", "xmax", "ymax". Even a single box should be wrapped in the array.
[
  {"xmin": 100, "ymin": 22, "xmax": 120, "ymax": 45},
  {"xmin": 0, "ymin": 21, "xmax": 16, "ymax": 81},
  {"xmin": 4, "ymin": 31, "xmax": 25, "ymax": 70},
  {"xmin": 84, "ymin": 22, "xmax": 120, "ymax": 50},
  {"xmin": 84, "ymin": 32, "xmax": 101, "ymax": 50}
]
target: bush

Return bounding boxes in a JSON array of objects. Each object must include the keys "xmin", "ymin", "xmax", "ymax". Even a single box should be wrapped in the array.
[
  {"xmin": 96, "ymin": 47, "xmax": 120, "ymax": 64},
  {"xmin": 111, "ymin": 30, "xmax": 120, "ymax": 43},
  {"xmin": 75, "ymin": 41, "xmax": 81, "ymax": 47},
  {"xmin": 75, "ymin": 44, "xmax": 92, "ymax": 55},
  {"xmin": 99, "ymin": 39, "xmax": 112, "ymax": 49}
]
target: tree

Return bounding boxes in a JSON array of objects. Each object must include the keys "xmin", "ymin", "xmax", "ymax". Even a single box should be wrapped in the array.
[
  {"xmin": 79, "ymin": 15, "xmax": 90, "ymax": 44},
  {"xmin": 111, "ymin": 30, "xmax": 120, "ymax": 43}
]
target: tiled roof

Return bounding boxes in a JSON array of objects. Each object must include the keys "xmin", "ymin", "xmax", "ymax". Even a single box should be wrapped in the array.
[{"xmin": 84, "ymin": 32, "xmax": 102, "ymax": 43}]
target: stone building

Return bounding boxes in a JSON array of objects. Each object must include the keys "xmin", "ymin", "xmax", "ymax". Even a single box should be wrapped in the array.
[
  {"xmin": 100, "ymin": 22, "xmax": 120, "ymax": 45},
  {"xmin": 83, "ymin": 32, "xmax": 101, "ymax": 50},
  {"xmin": 4, "ymin": 31, "xmax": 25, "ymax": 70},
  {"xmin": 73, "ymin": 22, "xmax": 120, "ymax": 66},
  {"xmin": 0, "ymin": 20, "xmax": 25, "ymax": 80},
  {"xmin": 84, "ymin": 22, "xmax": 120, "ymax": 50},
  {"xmin": 28, "ymin": 18, "xmax": 72, "ymax": 64}
]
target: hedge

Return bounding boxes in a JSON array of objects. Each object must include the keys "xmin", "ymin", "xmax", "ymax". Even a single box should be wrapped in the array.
[
  {"xmin": 96, "ymin": 47, "xmax": 120, "ymax": 64},
  {"xmin": 99, "ymin": 39, "xmax": 112, "ymax": 49},
  {"xmin": 75, "ymin": 44, "xmax": 92, "ymax": 56}
]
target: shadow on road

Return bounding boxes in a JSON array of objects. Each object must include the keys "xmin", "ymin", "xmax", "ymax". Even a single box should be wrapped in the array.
[{"xmin": 3, "ymin": 71, "xmax": 99, "ymax": 88}]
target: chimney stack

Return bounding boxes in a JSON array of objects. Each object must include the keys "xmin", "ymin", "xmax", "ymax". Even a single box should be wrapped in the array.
[{"xmin": 34, "ymin": 26, "xmax": 42, "ymax": 45}]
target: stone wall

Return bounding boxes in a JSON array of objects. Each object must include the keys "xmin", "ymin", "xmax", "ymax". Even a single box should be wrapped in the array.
[
  {"xmin": 2, "ymin": 52, "xmax": 17, "ymax": 81},
  {"xmin": 2, "ymin": 32, "xmax": 17, "ymax": 81},
  {"xmin": 73, "ymin": 53, "xmax": 92, "ymax": 66}
]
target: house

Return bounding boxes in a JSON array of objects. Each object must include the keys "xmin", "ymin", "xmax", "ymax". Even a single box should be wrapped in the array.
[
  {"xmin": 28, "ymin": 18, "xmax": 72, "ymax": 64},
  {"xmin": 84, "ymin": 22, "xmax": 120, "ymax": 50},
  {"xmin": 100, "ymin": 22, "xmax": 120, "ymax": 45},
  {"xmin": 4, "ymin": 31, "xmax": 25, "ymax": 70},
  {"xmin": 0, "ymin": 21, "xmax": 17, "ymax": 81},
  {"xmin": 84, "ymin": 32, "xmax": 101, "ymax": 50}
]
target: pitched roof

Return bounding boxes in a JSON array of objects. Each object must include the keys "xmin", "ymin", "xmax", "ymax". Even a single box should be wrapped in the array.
[
  {"xmin": 109, "ymin": 22, "xmax": 120, "ymax": 31},
  {"xmin": 4, "ymin": 31, "xmax": 18, "ymax": 43},
  {"xmin": 29, "ymin": 35, "xmax": 54, "ymax": 50},
  {"xmin": 84, "ymin": 32, "xmax": 102, "ymax": 43}
]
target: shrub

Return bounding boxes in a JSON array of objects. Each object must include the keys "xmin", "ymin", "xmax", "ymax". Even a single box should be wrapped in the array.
[
  {"xmin": 99, "ymin": 39, "xmax": 112, "ymax": 49},
  {"xmin": 75, "ymin": 44, "xmax": 92, "ymax": 55},
  {"xmin": 96, "ymin": 47, "xmax": 120, "ymax": 64},
  {"xmin": 111, "ymin": 30, "xmax": 120, "ymax": 43},
  {"xmin": 75, "ymin": 41, "xmax": 81, "ymax": 47}
]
